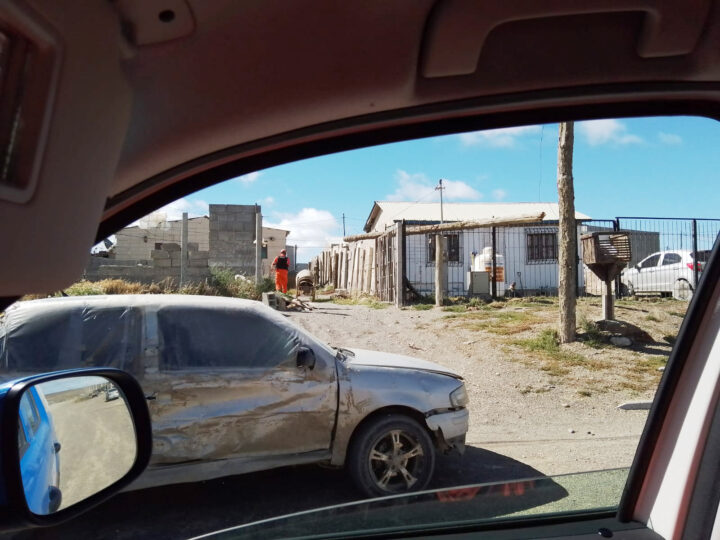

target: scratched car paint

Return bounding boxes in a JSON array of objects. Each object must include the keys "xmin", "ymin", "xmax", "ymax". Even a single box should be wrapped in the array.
[{"xmin": 0, "ymin": 294, "xmax": 468, "ymax": 495}]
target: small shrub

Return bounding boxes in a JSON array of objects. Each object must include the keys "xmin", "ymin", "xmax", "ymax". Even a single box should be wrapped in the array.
[
  {"xmin": 63, "ymin": 280, "xmax": 105, "ymax": 296},
  {"xmin": 578, "ymin": 318, "xmax": 607, "ymax": 349},
  {"xmin": 412, "ymin": 304, "xmax": 434, "ymax": 311},
  {"xmin": 645, "ymin": 314, "xmax": 661, "ymax": 322}
]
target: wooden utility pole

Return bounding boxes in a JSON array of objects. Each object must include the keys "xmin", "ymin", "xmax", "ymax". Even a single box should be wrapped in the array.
[{"xmin": 557, "ymin": 122, "xmax": 576, "ymax": 343}]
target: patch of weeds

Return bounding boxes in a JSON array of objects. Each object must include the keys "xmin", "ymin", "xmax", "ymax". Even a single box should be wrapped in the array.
[
  {"xmin": 669, "ymin": 311, "xmax": 686, "ymax": 318},
  {"xmin": 577, "ymin": 389, "xmax": 592, "ymax": 397},
  {"xmin": 333, "ymin": 295, "xmax": 388, "ymax": 309},
  {"xmin": 513, "ymin": 329, "xmax": 606, "ymax": 371},
  {"xmin": 578, "ymin": 318, "xmax": 608, "ymax": 349},
  {"xmin": 454, "ymin": 310, "xmax": 540, "ymax": 335},
  {"xmin": 618, "ymin": 380, "xmax": 647, "ymax": 393},
  {"xmin": 513, "ymin": 329, "xmax": 560, "ymax": 353},
  {"xmin": 411, "ymin": 303, "xmax": 434, "ymax": 311},
  {"xmin": 540, "ymin": 361, "xmax": 570, "ymax": 377},
  {"xmin": 507, "ymin": 296, "xmax": 556, "ymax": 308},
  {"xmin": 645, "ymin": 314, "xmax": 661, "ymax": 322},
  {"xmin": 662, "ymin": 334, "xmax": 676, "ymax": 345},
  {"xmin": 633, "ymin": 356, "xmax": 668, "ymax": 374},
  {"xmin": 63, "ymin": 280, "xmax": 106, "ymax": 296},
  {"xmin": 442, "ymin": 305, "xmax": 467, "ymax": 313},
  {"xmin": 467, "ymin": 297, "xmax": 487, "ymax": 309}
]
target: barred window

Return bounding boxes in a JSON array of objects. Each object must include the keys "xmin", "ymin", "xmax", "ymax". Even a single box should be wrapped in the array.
[
  {"xmin": 428, "ymin": 234, "xmax": 460, "ymax": 263},
  {"xmin": 527, "ymin": 232, "xmax": 558, "ymax": 262}
]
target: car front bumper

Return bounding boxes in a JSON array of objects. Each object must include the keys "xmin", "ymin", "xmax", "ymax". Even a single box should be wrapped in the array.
[{"xmin": 425, "ymin": 408, "xmax": 469, "ymax": 452}]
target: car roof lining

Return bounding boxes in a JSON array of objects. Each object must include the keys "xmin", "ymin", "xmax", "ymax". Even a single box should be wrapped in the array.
[{"xmin": 111, "ymin": 0, "xmax": 720, "ymax": 197}]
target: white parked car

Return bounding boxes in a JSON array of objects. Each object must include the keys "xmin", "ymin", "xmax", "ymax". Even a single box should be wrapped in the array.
[{"xmin": 621, "ymin": 250, "xmax": 709, "ymax": 300}]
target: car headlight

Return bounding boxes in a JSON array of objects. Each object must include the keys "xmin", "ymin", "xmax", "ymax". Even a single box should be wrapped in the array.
[{"xmin": 450, "ymin": 384, "xmax": 468, "ymax": 408}]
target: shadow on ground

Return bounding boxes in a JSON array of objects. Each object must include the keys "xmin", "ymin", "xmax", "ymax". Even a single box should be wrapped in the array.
[{"xmin": 11, "ymin": 446, "xmax": 564, "ymax": 540}]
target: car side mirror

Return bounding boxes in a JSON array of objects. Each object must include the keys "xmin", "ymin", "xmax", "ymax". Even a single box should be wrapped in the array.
[
  {"xmin": 296, "ymin": 347, "xmax": 316, "ymax": 370},
  {"xmin": 0, "ymin": 368, "xmax": 152, "ymax": 530}
]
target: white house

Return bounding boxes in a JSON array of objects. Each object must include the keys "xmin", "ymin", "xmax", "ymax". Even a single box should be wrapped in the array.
[{"xmin": 363, "ymin": 201, "xmax": 593, "ymax": 296}]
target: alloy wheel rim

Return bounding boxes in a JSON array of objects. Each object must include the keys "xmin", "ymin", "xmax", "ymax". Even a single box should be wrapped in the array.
[{"xmin": 368, "ymin": 429, "xmax": 424, "ymax": 492}]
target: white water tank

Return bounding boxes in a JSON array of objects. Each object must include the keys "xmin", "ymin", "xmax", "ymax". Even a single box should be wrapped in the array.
[{"xmin": 473, "ymin": 247, "xmax": 506, "ymax": 296}]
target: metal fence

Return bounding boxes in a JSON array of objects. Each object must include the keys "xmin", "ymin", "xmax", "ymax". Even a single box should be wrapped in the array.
[{"xmin": 402, "ymin": 217, "xmax": 720, "ymax": 301}]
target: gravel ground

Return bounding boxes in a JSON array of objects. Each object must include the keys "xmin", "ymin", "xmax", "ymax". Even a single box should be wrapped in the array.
[{"xmin": 285, "ymin": 297, "xmax": 682, "ymax": 476}]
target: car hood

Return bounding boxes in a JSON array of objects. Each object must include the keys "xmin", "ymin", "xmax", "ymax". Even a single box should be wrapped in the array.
[{"xmin": 343, "ymin": 348, "xmax": 462, "ymax": 380}]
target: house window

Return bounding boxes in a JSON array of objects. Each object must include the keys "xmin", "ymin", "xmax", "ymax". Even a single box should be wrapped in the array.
[
  {"xmin": 428, "ymin": 234, "xmax": 460, "ymax": 263},
  {"xmin": 527, "ymin": 231, "xmax": 558, "ymax": 262}
]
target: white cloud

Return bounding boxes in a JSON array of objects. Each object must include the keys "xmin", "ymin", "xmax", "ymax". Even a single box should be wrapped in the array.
[
  {"xmin": 386, "ymin": 170, "xmax": 481, "ymax": 202},
  {"xmin": 265, "ymin": 208, "xmax": 341, "ymax": 262},
  {"xmin": 658, "ymin": 132, "xmax": 682, "ymax": 145},
  {"xmin": 577, "ymin": 119, "xmax": 643, "ymax": 146},
  {"xmin": 262, "ymin": 196, "xmax": 275, "ymax": 206},
  {"xmin": 237, "ymin": 171, "xmax": 262, "ymax": 184},
  {"xmin": 135, "ymin": 198, "xmax": 209, "ymax": 226},
  {"xmin": 459, "ymin": 125, "xmax": 541, "ymax": 148},
  {"xmin": 492, "ymin": 189, "xmax": 507, "ymax": 201}
]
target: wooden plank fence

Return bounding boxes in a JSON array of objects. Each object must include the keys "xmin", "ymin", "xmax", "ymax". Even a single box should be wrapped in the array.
[{"xmin": 310, "ymin": 224, "xmax": 397, "ymax": 301}]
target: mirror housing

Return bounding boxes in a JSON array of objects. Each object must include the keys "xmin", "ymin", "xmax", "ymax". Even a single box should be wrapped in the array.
[
  {"xmin": 0, "ymin": 368, "xmax": 152, "ymax": 530},
  {"xmin": 296, "ymin": 347, "xmax": 316, "ymax": 370}
]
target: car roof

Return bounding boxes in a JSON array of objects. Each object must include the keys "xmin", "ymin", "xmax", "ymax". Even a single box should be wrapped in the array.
[{"xmin": 1, "ymin": 2, "xmax": 719, "ymax": 297}]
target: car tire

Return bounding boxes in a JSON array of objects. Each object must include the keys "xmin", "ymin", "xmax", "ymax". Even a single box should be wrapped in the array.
[
  {"xmin": 347, "ymin": 413, "xmax": 435, "ymax": 498},
  {"xmin": 621, "ymin": 281, "xmax": 635, "ymax": 297},
  {"xmin": 672, "ymin": 279, "xmax": 693, "ymax": 301}
]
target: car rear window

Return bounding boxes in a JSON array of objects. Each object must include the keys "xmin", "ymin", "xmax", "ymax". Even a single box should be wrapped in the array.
[
  {"xmin": 157, "ymin": 306, "xmax": 297, "ymax": 370},
  {"xmin": 0, "ymin": 304, "xmax": 142, "ymax": 372}
]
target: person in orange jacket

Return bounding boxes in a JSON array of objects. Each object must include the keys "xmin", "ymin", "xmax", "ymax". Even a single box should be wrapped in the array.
[{"xmin": 271, "ymin": 248, "xmax": 290, "ymax": 293}]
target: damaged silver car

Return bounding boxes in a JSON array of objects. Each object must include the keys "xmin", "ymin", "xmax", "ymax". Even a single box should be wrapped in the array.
[{"xmin": 0, "ymin": 295, "xmax": 468, "ymax": 497}]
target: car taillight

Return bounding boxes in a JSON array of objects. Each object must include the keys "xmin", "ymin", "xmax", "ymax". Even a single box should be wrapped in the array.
[{"xmin": 688, "ymin": 263, "xmax": 703, "ymax": 271}]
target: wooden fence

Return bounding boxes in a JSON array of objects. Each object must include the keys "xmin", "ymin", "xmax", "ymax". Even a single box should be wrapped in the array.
[{"xmin": 310, "ymin": 224, "xmax": 399, "ymax": 302}]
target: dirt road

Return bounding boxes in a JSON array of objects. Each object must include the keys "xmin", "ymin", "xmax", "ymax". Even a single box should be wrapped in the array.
[
  {"xmin": 285, "ymin": 300, "xmax": 658, "ymax": 476},
  {"xmin": 49, "ymin": 392, "xmax": 136, "ymax": 509}
]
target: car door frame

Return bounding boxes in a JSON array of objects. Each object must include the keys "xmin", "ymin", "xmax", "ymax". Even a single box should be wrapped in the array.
[{"xmin": 138, "ymin": 304, "xmax": 339, "ymax": 468}]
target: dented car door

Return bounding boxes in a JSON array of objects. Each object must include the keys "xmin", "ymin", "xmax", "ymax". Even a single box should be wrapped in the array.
[{"xmin": 139, "ymin": 303, "xmax": 338, "ymax": 465}]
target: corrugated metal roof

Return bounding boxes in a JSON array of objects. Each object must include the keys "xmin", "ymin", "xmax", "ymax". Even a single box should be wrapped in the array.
[{"xmin": 365, "ymin": 201, "xmax": 591, "ymax": 231}]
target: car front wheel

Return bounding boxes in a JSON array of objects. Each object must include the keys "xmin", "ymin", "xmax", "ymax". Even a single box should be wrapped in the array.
[{"xmin": 348, "ymin": 414, "xmax": 435, "ymax": 498}]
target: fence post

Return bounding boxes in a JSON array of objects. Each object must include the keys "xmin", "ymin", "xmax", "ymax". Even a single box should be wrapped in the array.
[
  {"xmin": 491, "ymin": 227, "xmax": 497, "ymax": 299},
  {"xmin": 613, "ymin": 218, "xmax": 621, "ymax": 298},
  {"xmin": 692, "ymin": 219, "xmax": 699, "ymax": 288},
  {"xmin": 434, "ymin": 234, "xmax": 445, "ymax": 307},
  {"xmin": 395, "ymin": 220, "xmax": 406, "ymax": 308},
  {"xmin": 180, "ymin": 212, "xmax": 188, "ymax": 288},
  {"xmin": 255, "ymin": 206, "xmax": 262, "ymax": 284}
]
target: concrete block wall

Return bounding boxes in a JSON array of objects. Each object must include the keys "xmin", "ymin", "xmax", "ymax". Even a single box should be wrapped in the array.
[
  {"xmin": 113, "ymin": 217, "xmax": 209, "ymax": 260},
  {"xmin": 209, "ymin": 204, "xmax": 258, "ymax": 275}
]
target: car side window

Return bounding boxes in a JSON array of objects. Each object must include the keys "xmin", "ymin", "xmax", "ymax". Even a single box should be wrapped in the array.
[
  {"xmin": 157, "ymin": 307, "xmax": 297, "ymax": 370},
  {"xmin": 662, "ymin": 253, "xmax": 682, "ymax": 265},
  {"xmin": 640, "ymin": 254, "xmax": 661, "ymax": 268}
]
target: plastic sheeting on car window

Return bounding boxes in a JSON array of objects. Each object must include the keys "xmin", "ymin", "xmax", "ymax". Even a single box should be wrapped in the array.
[
  {"xmin": 0, "ymin": 300, "xmax": 142, "ymax": 373},
  {"xmin": 157, "ymin": 305, "xmax": 298, "ymax": 370}
]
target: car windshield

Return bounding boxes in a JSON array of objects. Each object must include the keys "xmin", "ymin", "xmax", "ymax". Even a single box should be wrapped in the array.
[{"xmin": 4, "ymin": 116, "xmax": 719, "ymax": 538}]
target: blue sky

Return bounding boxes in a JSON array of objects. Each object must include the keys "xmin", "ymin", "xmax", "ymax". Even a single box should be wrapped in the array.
[{"xmin": 153, "ymin": 116, "xmax": 719, "ymax": 262}]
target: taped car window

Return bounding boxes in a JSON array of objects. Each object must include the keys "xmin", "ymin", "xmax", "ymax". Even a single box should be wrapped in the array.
[
  {"xmin": 0, "ymin": 301, "xmax": 142, "ymax": 372},
  {"xmin": 157, "ymin": 306, "xmax": 297, "ymax": 370}
]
